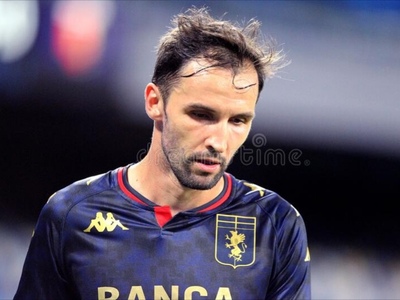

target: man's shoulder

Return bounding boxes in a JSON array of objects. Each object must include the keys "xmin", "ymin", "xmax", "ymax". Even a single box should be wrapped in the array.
[
  {"xmin": 230, "ymin": 174, "xmax": 301, "ymax": 219},
  {"xmin": 42, "ymin": 168, "xmax": 118, "ymax": 217},
  {"xmin": 230, "ymin": 174, "xmax": 280, "ymax": 202}
]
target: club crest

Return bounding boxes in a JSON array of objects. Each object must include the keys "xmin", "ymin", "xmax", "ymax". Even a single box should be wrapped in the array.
[{"xmin": 215, "ymin": 214, "xmax": 256, "ymax": 269}]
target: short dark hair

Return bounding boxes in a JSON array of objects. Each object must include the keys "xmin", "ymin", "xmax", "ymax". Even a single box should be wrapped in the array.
[{"xmin": 151, "ymin": 6, "xmax": 287, "ymax": 102}]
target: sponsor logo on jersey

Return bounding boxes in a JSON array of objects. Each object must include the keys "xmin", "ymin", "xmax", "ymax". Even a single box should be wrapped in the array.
[
  {"xmin": 215, "ymin": 214, "xmax": 256, "ymax": 269},
  {"xmin": 83, "ymin": 212, "xmax": 129, "ymax": 233},
  {"xmin": 97, "ymin": 285, "xmax": 233, "ymax": 300}
]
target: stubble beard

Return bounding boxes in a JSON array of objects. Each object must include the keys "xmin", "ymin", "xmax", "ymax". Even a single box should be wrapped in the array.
[{"xmin": 161, "ymin": 138, "xmax": 228, "ymax": 191}]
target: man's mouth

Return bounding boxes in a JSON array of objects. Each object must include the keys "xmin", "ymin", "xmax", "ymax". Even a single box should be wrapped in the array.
[
  {"xmin": 190, "ymin": 156, "xmax": 223, "ymax": 173},
  {"xmin": 195, "ymin": 158, "xmax": 220, "ymax": 165}
]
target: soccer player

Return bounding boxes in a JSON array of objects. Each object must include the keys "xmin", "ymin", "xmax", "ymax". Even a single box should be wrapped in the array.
[{"xmin": 14, "ymin": 7, "xmax": 311, "ymax": 300}]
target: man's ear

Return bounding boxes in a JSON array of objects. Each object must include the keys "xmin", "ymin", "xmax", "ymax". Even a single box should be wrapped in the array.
[{"xmin": 144, "ymin": 83, "xmax": 164, "ymax": 121}]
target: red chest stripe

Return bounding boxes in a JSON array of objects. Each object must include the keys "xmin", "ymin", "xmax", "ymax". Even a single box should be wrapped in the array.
[{"xmin": 154, "ymin": 206, "xmax": 173, "ymax": 227}]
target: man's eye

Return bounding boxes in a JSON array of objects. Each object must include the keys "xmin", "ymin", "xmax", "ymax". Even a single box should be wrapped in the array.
[
  {"xmin": 191, "ymin": 112, "xmax": 212, "ymax": 120},
  {"xmin": 231, "ymin": 117, "xmax": 246, "ymax": 124}
]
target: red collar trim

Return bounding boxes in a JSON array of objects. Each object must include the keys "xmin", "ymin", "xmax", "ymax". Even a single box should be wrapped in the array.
[
  {"xmin": 198, "ymin": 173, "xmax": 232, "ymax": 213},
  {"xmin": 117, "ymin": 167, "xmax": 146, "ymax": 205},
  {"xmin": 118, "ymin": 167, "xmax": 232, "ymax": 212}
]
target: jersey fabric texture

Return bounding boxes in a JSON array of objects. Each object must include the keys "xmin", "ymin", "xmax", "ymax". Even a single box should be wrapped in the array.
[{"xmin": 14, "ymin": 165, "xmax": 311, "ymax": 300}]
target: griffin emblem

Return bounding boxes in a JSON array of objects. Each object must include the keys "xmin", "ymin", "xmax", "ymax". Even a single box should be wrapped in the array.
[{"xmin": 225, "ymin": 230, "xmax": 247, "ymax": 262}]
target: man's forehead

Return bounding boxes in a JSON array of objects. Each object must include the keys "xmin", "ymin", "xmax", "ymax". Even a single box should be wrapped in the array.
[{"xmin": 180, "ymin": 60, "xmax": 259, "ymax": 91}]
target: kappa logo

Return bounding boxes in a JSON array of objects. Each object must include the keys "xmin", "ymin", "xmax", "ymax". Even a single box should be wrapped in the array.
[
  {"xmin": 83, "ymin": 212, "xmax": 129, "ymax": 233},
  {"xmin": 215, "ymin": 214, "xmax": 256, "ymax": 269}
]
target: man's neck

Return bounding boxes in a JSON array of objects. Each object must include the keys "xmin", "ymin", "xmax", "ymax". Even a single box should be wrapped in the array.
[{"xmin": 127, "ymin": 157, "xmax": 225, "ymax": 216}]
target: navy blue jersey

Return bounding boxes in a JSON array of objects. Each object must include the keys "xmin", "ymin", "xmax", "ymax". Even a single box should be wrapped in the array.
[{"xmin": 14, "ymin": 165, "xmax": 311, "ymax": 300}]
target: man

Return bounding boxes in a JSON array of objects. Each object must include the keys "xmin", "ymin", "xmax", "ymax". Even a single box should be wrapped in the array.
[{"xmin": 15, "ymin": 7, "xmax": 311, "ymax": 300}]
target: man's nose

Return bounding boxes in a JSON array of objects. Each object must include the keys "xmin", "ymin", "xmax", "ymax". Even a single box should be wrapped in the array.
[{"xmin": 204, "ymin": 122, "xmax": 228, "ymax": 154}]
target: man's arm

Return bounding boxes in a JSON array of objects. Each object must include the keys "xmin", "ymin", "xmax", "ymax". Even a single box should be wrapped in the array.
[{"xmin": 14, "ymin": 195, "xmax": 73, "ymax": 299}]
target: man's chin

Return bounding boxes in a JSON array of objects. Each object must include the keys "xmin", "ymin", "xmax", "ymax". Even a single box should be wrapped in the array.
[{"xmin": 180, "ymin": 172, "xmax": 224, "ymax": 190}]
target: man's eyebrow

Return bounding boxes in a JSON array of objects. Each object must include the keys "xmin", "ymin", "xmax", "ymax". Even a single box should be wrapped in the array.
[
  {"xmin": 226, "ymin": 110, "xmax": 255, "ymax": 121},
  {"xmin": 185, "ymin": 103, "xmax": 255, "ymax": 119},
  {"xmin": 234, "ymin": 111, "xmax": 255, "ymax": 120},
  {"xmin": 185, "ymin": 103, "xmax": 216, "ymax": 113}
]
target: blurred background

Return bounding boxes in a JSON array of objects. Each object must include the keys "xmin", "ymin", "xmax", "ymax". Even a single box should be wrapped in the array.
[{"xmin": 1, "ymin": 0, "xmax": 399, "ymax": 298}]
